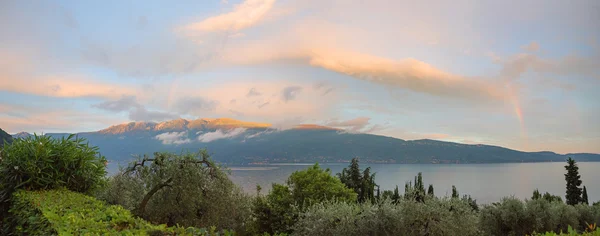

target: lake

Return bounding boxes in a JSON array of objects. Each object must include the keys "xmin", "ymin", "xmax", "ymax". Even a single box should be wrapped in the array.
[{"xmin": 228, "ymin": 162, "xmax": 600, "ymax": 204}]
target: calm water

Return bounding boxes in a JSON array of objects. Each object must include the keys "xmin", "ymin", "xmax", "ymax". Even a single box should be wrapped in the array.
[{"xmin": 228, "ymin": 162, "xmax": 600, "ymax": 204}]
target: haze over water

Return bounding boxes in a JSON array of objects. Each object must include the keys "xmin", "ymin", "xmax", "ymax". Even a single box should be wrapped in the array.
[{"xmin": 229, "ymin": 162, "xmax": 600, "ymax": 204}]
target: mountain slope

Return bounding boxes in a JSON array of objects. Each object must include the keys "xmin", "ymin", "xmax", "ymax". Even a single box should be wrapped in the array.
[
  {"xmin": 13, "ymin": 118, "xmax": 600, "ymax": 167},
  {"xmin": 0, "ymin": 128, "xmax": 12, "ymax": 146}
]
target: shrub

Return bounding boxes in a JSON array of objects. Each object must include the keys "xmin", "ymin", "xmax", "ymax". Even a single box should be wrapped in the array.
[
  {"xmin": 6, "ymin": 189, "xmax": 231, "ymax": 235},
  {"xmin": 99, "ymin": 150, "xmax": 252, "ymax": 233},
  {"xmin": 0, "ymin": 134, "xmax": 107, "ymax": 220},
  {"xmin": 479, "ymin": 197, "xmax": 598, "ymax": 235},
  {"xmin": 293, "ymin": 197, "xmax": 480, "ymax": 236}
]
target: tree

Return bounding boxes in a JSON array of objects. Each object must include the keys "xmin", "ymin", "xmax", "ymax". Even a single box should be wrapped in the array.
[
  {"xmin": 452, "ymin": 185, "xmax": 459, "ymax": 199},
  {"xmin": 542, "ymin": 192, "xmax": 562, "ymax": 202},
  {"xmin": 100, "ymin": 150, "xmax": 251, "ymax": 232},
  {"xmin": 532, "ymin": 189, "xmax": 542, "ymax": 200},
  {"xmin": 392, "ymin": 185, "xmax": 401, "ymax": 203},
  {"xmin": 428, "ymin": 184, "xmax": 434, "ymax": 196},
  {"xmin": 564, "ymin": 157, "xmax": 583, "ymax": 205},
  {"xmin": 337, "ymin": 158, "xmax": 376, "ymax": 203},
  {"xmin": 582, "ymin": 186, "xmax": 588, "ymax": 205},
  {"xmin": 254, "ymin": 163, "xmax": 356, "ymax": 234}
]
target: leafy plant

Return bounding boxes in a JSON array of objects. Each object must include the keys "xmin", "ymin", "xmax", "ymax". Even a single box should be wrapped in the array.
[{"xmin": 0, "ymin": 134, "xmax": 107, "ymax": 226}]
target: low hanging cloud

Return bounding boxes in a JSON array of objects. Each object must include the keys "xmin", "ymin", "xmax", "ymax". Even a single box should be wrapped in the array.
[
  {"xmin": 325, "ymin": 117, "xmax": 371, "ymax": 132},
  {"xmin": 197, "ymin": 128, "xmax": 247, "ymax": 142},
  {"xmin": 155, "ymin": 132, "xmax": 192, "ymax": 145},
  {"xmin": 181, "ymin": 0, "xmax": 275, "ymax": 32}
]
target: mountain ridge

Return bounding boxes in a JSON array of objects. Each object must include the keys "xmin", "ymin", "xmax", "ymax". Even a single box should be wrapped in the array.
[{"xmin": 7, "ymin": 118, "xmax": 600, "ymax": 168}]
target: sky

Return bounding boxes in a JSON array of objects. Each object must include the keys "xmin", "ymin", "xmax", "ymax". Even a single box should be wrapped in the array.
[{"xmin": 0, "ymin": 0, "xmax": 599, "ymax": 154}]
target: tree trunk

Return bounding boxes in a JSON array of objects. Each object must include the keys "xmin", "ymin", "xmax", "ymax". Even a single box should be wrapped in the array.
[{"xmin": 138, "ymin": 177, "xmax": 172, "ymax": 217}]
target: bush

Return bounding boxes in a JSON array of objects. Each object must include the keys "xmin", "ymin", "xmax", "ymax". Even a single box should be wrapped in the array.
[
  {"xmin": 0, "ymin": 135, "xmax": 107, "ymax": 221},
  {"xmin": 98, "ymin": 150, "xmax": 252, "ymax": 233},
  {"xmin": 480, "ymin": 197, "xmax": 599, "ymax": 235},
  {"xmin": 6, "ymin": 189, "xmax": 230, "ymax": 235},
  {"xmin": 293, "ymin": 197, "xmax": 480, "ymax": 236}
]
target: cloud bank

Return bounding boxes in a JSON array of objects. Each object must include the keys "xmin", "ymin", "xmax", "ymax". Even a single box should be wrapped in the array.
[
  {"xmin": 155, "ymin": 132, "xmax": 192, "ymax": 145},
  {"xmin": 197, "ymin": 128, "xmax": 247, "ymax": 142}
]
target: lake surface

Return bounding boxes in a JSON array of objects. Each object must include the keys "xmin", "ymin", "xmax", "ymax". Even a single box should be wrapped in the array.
[{"xmin": 228, "ymin": 162, "xmax": 600, "ymax": 204}]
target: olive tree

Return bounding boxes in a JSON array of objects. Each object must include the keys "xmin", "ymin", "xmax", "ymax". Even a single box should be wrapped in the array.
[{"xmin": 99, "ymin": 150, "xmax": 251, "ymax": 232}]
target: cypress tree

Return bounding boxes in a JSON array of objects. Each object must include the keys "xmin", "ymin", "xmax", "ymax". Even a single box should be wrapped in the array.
[
  {"xmin": 532, "ymin": 189, "xmax": 541, "ymax": 200},
  {"xmin": 452, "ymin": 185, "xmax": 459, "ymax": 199},
  {"xmin": 427, "ymin": 184, "xmax": 434, "ymax": 196},
  {"xmin": 564, "ymin": 157, "xmax": 583, "ymax": 205},
  {"xmin": 361, "ymin": 167, "xmax": 376, "ymax": 202},
  {"xmin": 392, "ymin": 185, "xmax": 400, "ymax": 203},
  {"xmin": 582, "ymin": 186, "xmax": 589, "ymax": 205}
]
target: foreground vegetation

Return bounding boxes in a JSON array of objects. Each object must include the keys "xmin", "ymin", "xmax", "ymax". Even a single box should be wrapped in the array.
[{"xmin": 0, "ymin": 135, "xmax": 599, "ymax": 235}]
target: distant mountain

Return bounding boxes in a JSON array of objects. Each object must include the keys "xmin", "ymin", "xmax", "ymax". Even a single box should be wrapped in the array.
[
  {"xmin": 0, "ymin": 128, "xmax": 12, "ymax": 146},
  {"xmin": 11, "ymin": 118, "xmax": 600, "ymax": 169}
]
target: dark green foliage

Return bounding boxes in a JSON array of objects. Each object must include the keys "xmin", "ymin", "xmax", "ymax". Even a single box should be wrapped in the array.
[
  {"xmin": 565, "ymin": 157, "xmax": 583, "ymax": 205},
  {"xmin": 99, "ymin": 150, "xmax": 251, "ymax": 232},
  {"xmin": 452, "ymin": 185, "xmax": 459, "ymax": 199},
  {"xmin": 583, "ymin": 186, "xmax": 589, "ymax": 205},
  {"xmin": 428, "ymin": 184, "xmax": 434, "ymax": 196},
  {"xmin": 392, "ymin": 185, "xmax": 400, "ymax": 203},
  {"xmin": 337, "ymin": 158, "xmax": 376, "ymax": 203},
  {"xmin": 595, "ymin": 201, "xmax": 600, "ymax": 206},
  {"xmin": 7, "ymin": 189, "xmax": 224, "ymax": 235},
  {"xmin": 533, "ymin": 189, "xmax": 563, "ymax": 203},
  {"xmin": 0, "ymin": 134, "xmax": 107, "ymax": 223},
  {"xmin": 293, "ymin": 197, "xmax": 480, "ymax": 236},
  {"xmin": 463, "ymin": 195, "xmax": 479, "ymax": 211},
  {"xmin": 251, "ymin": 163, "xmax": 356, "ymax": 235},
  {"xmin": 381, "ymin": 190, "xmax": 394, "ymax": 200},
  {"xmin": 404, "ymin": 172, "xmax": 427, "ymax": 202},
  {"xmin": 533, "ymin": 189, "xmax": 542, "ymax": 200},
  {"xmin": 543, "ymin": 192, "xmax": 563, "ymax": 203},
  {"xmin": 0, "ymin": 128, "xmax": 12, "ymax": 147}
]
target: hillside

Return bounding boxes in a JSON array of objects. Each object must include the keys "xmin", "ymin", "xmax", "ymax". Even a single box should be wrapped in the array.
[
  {"xmin": 11, "ymin": 118, "xmax": 600, "ymax": 168},
  {"xmin": 0, "ymin": 128, "xmax": 12, "ymax": 147}
]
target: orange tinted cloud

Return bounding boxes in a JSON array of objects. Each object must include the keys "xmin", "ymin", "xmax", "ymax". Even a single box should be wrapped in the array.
[
  {"xmin": 0, "ymin": 75, "xmax": 135, "ymax": 99},
  {"xmin": 181, "ymin": 0, "xmax": 275, "ymax": 32}
]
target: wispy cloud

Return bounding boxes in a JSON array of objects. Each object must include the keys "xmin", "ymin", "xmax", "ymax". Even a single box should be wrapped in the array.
[
  {"xmin": 197, "ymin": 128, "xmax": 247, "ymax": 142},
  {"xmin": 181, "ymin": 0, "xmax": 275, "ymax": 32},
  {"xmin": 92, "ymin": 96, "xmax": 179, "ymax": 122},
  {"xmin": 247, "ymin": 87, "xmax": 262, "ymax": 97},
  {"xmin": 325, "ymin": 117, "xmax": 371, "ymax": 132},
  {"xmin": 155, "ymin": 132, "xmax": 192, "ymax": 145}
]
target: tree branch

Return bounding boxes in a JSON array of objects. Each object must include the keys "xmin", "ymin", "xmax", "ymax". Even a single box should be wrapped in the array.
[{"xmin": 138, "ymin": 177, "xmax": 173, "ymax": 217}]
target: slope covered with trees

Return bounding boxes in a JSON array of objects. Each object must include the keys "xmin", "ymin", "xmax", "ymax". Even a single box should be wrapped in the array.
[{"xmin": 13, "ymin": 118, "xmax": 599, "ymax": 166}]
